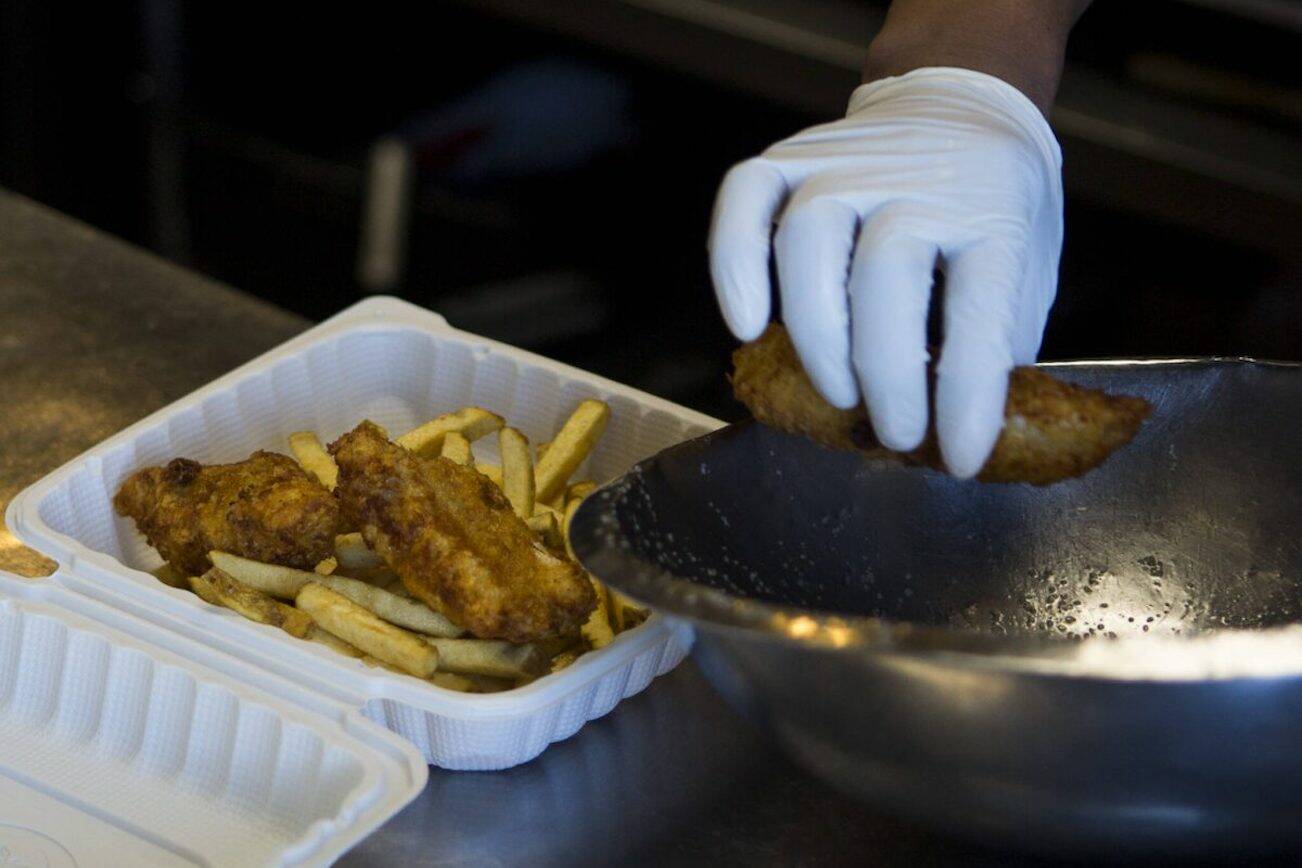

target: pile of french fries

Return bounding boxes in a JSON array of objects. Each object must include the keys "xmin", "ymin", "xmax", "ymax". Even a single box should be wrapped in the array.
[{"xmin": 152, "ymin": 400, "xmax": 646, "ymax": 693}]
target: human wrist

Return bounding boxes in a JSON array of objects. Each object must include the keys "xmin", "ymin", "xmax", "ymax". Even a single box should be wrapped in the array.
[{"xmin": 862, "ymin": 1, "xmax": 1080, "ymax": 115}]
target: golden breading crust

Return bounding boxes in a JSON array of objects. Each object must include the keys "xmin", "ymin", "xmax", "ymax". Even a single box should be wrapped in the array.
[
  {"xmin": 113, "ymin": 451, "xmax": 341, "ymax": 575},
  {"xmin": 330, "ymin": 421, "xmax": 595, "ymax": 643},
  {"xmin": 731, "ymin": 324, "xmax": 1150, "ymax": 485}
]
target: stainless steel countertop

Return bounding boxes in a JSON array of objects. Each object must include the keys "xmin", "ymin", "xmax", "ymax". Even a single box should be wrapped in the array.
[{"xmin": 0, "ymin": 190, "xmax": 1058, "ymax": 866}]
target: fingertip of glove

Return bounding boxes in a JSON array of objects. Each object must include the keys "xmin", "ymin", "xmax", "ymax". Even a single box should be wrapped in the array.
[
  {"xmin": 711, "ymin": 278, "xmax": 768, "ymax": 343},
  {"xmin": 721, "ymin": 307, "xmax": 767, "ymax": 343},
  {"xmin": 940, "ymin": 439, "xmax": 992, "ymax": 481},
  {"xmin": 819, "ymin": 379, "xmax": 861, "ymax": 412},
  {"xmin": 873, "ymin": 415, "xmax": 927, "ymax": 454},
  {"xmin": 934, "ymin": 358, "xmax": 1010, "ymax": 480},
  {"xmin": 805, "ymin": 361, "xmax": 859, "ymax": 410},
  {"xmin": 935, "ymin": 391, "xmax": 1004, "ymax": 480}
]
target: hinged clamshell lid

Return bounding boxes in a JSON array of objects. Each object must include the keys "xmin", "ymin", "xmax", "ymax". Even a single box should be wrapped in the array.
[{"xmin": 0, "ymin": 569, "xmax": 426, "ymax": 867}]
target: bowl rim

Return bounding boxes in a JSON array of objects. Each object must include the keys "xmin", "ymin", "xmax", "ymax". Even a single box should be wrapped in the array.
[{"xmin": 572, "ymin": 357, "xmax": 1302, "ymax": 684}]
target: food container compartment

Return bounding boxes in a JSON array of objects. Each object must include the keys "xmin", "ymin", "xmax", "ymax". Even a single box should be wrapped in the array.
[
  {"xmin": 0, "ymin": 571, "xmax": 426, "ymax": 867},
  {"xmin": 7, "ymin": 296, "xmax": 722, "ymax": 769}
]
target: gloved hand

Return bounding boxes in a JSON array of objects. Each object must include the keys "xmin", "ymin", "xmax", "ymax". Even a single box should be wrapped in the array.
[{"xmin": 709, "ymin": 67, "xmax": 1064, "ymax": 478}]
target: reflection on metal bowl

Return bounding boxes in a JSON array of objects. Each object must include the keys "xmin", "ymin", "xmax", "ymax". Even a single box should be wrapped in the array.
[{"xmin": 572, "ymin": 358, "xmax": 1302, "ymax": 857}]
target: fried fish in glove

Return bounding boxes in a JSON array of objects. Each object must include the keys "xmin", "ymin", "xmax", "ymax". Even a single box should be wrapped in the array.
[
  {"xmin": 114, "ymin": 451, "xmax": 341, "ymax": 575},
  {"xmin": 330, "ymin": 421, "xmax": 595, "ymax": 643},
  {"xmin": 731, "ymin": 324, "xmax": 1149, "ymax": 485}
]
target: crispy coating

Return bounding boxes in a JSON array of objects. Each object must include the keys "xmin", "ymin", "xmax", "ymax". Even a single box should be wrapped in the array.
[
  {"xmin": 113, "ymin": 451, "xmax": 341, "ymax": 575},
  {"xmin": 330, "ymin": 421, "xmax": 595, "ymax": 643},
  {"xmin": 731, "ymin": 324, "xmax": 1150, "ymax": 485}
]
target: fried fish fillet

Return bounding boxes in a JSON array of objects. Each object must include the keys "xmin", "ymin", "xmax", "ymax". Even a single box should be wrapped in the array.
[
  {"xmin": 113, "ymin": 451, "xmax": 341, "ymax": 575},
  {"xmin": 330, "ymin": 421, "xmax": 595, "ymax": 643},
  {"xmin": 731, "ymin": 324, "xmax": 1150, "ymax": 485}
]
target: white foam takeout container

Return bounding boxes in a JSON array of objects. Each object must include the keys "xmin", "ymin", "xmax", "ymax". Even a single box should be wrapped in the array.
[
  {"xmin": 3, "ymin": 296, "xmax": 722, "ymax": 863},
  {"xmin": 0, "ymin": 569, "xmax": 426, "ymax": 868}
]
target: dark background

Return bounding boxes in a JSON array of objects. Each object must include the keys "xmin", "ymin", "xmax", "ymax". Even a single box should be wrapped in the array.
[{"xmin": 2, "ymin": 0, "xmax": 1299, "ymax": 421}]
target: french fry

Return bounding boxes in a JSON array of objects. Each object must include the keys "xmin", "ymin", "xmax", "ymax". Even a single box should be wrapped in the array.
[
  {"xmin": 396, "ymin": 407, "xmax": 504, "ymax": 456},
  {"xmin": 297, "ymin": 582, "xmax": 439, "ymax": 678},
  {"xmin": 526, "ymin": 512, "xmax": 565, "ymax": 550},
  {"xmin": 559, "ymin": 498, "xmax": 619, "ymax": 643},
  {"xmin": 498, "ymin": 427, "xmax": 535, "ymax": 519},
  {"xmin": 550, "ymin": 648, "xmax": 581, "ymax": 673},
  {"xmin": 211, "ymin": 551, "xmax": 463, "ymax": 637},
  {"xmin": 150, "ymin": 562, "xmax": 189, "ymax": 589},
  {"xmin": 430, "ymin": 671, "xmax": 476, "ymax": 691},
  {"xmin": 462, "ymin": 675, "xmax": 516, "ymax": 693},
  {"xmin": 314, "ymin": 556, "xmax": 338, "ymax": 575},
  {"xmin": 534, "ymin": 400, "xmax": 610, "ymax": 503},
  {"xmin": 608, "ymin": 589, "xmax": 646, "ymax": 633},
  {"xmin": 550, "ymin": 480, "xmax": 596, "ymax": 518},
  {"xmin": 565, "ymin": 488, "xmax": 642, "ymax": 636},
  {"xmin": 315, "ymin": 573, "xmax": 462, "ymax": 636},
  {"xmin": 210, "ymin": 551, "xmax": 303, "ymax": 597},
  {"xmin": 306, "ymin": 624, "xmax": 364, "ymax": 658},
  {"xmin": 440, "ymin": 431, "xmax": 473, "ymax": 465},
  {"xmin": 360, "ymin": 655, "xmax": 405, "ymax": 675},
  {"xmin": 531, "ymin": 502, "xmax": 567, "ymax": 543},
  {"xmin": 334, "ymin": 532, "xmax": 383, "ymax": 571},
  {"xmin": 533, "ymin": 502, "xmax": 563, "ymax": 521},
  {"xmin": 476, "ymin": 464, "xmax": 503, "ymax": 487},
  {"xmin": 320, "ymin": 566, "xmax": 455, "ymax": 635},
  {"xmin": 333, "ymin": 535, "xmax": 400, "ymax": 586},
  {"xmin": 191, "ymin": 568, "xmax": 314, "ymax": 638},
  {"xmin": 424, "ymin": 637, "xmax": 548, "ymax": 679},
  {"xmin": 333, "ymin": 534, "xmax": 400, "ymax": 585},
  {"xmin": 610, "ymin": 594, "xmax": 626, "ymax": 633},
  {"xmin": 581, "ymin": 578, "xmax": 615, "ymax": 649},
  {"xmin": 620, "ymin": 603, "xmax": 648, "ymax": 631},
  {"xmin": 562, "ymin": 497, "xmax": 583, "ymax": 559},
  {"xmin": 565, "ymin": 481, "xmax": 597, "ymax": 509},
  {"xmin": 536, "ymin": 441, "xmax": 558, "ymax": 509},
  {"xmin": 288, "ymin": 431, "xmax": 338, "ymax": 490}
]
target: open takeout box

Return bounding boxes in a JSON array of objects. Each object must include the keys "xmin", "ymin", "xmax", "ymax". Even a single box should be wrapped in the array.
[{"xmin": 2, "ymin": 296, "xmax": 722, "ymax": 865}]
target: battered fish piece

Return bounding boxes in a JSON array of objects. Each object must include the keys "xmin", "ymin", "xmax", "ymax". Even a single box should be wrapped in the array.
[
  {"xmin": 732, "ymin": 324, "xmax": 1150, "ymax": 485},
  {"xmin": 330, "ymin": 421, "xmax": 595, "ymax": 643},
  {"xmin": 114, "ymin": 451, "xmax": 341, "ymax": 575}
]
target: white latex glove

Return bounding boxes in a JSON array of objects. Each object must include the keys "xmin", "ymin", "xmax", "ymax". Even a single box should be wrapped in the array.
[{"xmin": 709, "ymin": 67, "xmax": 1064, "ymax": 478}]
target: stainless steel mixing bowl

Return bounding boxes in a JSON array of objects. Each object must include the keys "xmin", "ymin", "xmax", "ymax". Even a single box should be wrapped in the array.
[{"xmin": 571, "ymin": 359, "xmax": 1302, "ymax": 857}]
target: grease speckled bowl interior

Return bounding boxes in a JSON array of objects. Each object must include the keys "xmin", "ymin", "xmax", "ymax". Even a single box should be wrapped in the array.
[{"xmin": 573, "ymin": 358, "xmax": 1302, "ymax": 856}]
